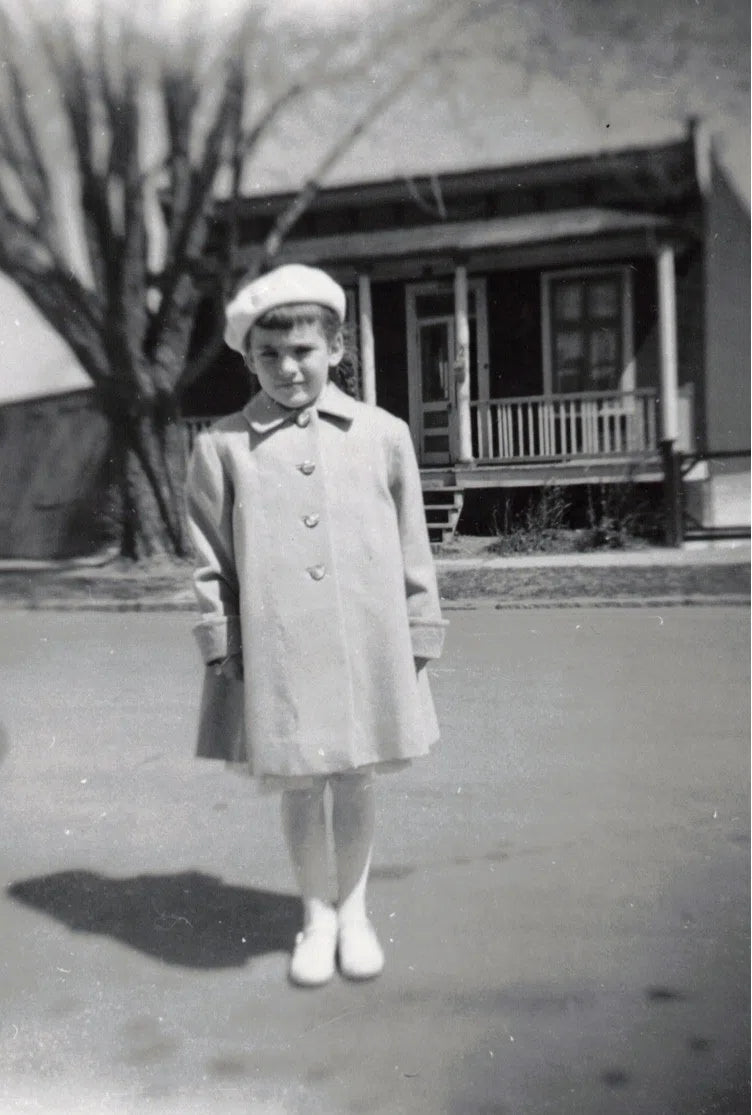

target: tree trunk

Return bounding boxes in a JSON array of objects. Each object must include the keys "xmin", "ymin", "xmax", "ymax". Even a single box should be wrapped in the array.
[{"xmin": 109, "ymin": 403, "xmax": 191, "ymax": 560}]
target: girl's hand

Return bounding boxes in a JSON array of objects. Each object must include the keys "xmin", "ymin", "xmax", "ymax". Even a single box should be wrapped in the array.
[
  {"xmin": 213, "ymin": 654, "xmax": 244, "ymax": 681},
  {"xmin": 414, "ymin": 656, "xmax": 430, "ymax": 673}
]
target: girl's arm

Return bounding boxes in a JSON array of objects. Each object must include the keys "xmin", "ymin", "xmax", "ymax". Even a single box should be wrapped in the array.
[
  {"xmin": 185, "ymin": 432, "xmax": 242, "ymax": 665},
  {"xmin": 388, "ymin": 420, "xmax": 448, "ymax": 660}
]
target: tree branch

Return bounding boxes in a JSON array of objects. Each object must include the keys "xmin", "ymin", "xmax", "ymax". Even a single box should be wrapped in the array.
[
  {"xmin": 180, "ymin": 0, "xmax": 479, "ymax": 392},
  {"xmin": 253, "ymin": 0, "xmax": 482, "ymax": 270},
  {"xmin": 0, "ymin": 13, "xmax": 61, "ymax": 249},
  {"xmin": 30, "ymin": 7, "xmax": 114, "ymax": 294},
  {"xmin": 148, "ymin": 49, "xmax": 246, "ymax": 384},
  {"xmin": 113, "ymin": 58, "xmax": 152, "ymax": 388}
]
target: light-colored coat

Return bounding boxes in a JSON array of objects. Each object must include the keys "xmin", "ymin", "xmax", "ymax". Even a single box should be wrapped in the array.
[{"xmin": 186, "ymin": 381, "xmax": 447, "ymax": 779}]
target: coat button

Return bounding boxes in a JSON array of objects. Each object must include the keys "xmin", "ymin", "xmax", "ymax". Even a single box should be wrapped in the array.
[
  {"xmin": 307, "ymin": 564, "xmax": 326, "ymax": 580},
  {"xmin": 303, "ymin": 513, "xmax": 320, "ymax": 528},
  {"xmin": 299, "ymin": 461, "xmax": 315, "ymax": 475},
  {"xmin": 295, "ymin": 410, "xmax": 311, "ymax": 427}
]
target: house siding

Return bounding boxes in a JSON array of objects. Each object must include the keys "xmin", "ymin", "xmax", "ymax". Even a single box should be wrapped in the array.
[
  {"xmin": 704, "ymin": 160, "xmax": 751, "ymax": 452},
  {"xmin": 0, "ymin": 390, "xmax": 112, "ymax": 559},
  {"xmin": 372, "ymin": 281, "xmax": 409, "ymax": 422},
  {"xmin": 676, "ymin": 246, "xmax": 706, "ymax": 446},
  {"xmin": 485, "ymin": 269, "xmax": 542, "ymax": 398},
  {"xmin": 629, "ymin": 249, "xmax": 706, "ymax": 444},
  {"xmin": 632, "ymin": 259, "xmax": 659, "ymax": 392}
]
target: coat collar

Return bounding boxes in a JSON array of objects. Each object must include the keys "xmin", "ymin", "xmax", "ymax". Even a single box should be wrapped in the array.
[{"xmin": 243, "ymin": 381, "xmax": 358, "ymax": 433}]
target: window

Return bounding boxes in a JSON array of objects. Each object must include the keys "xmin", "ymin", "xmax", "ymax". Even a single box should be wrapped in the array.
[{"xmin": 543, "ymin": 268, "xmax": 633, "ymax": 395}]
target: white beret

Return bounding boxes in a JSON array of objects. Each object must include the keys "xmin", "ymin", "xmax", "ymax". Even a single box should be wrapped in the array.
[{"xmin": 224, "ymin": 264, "xmax": 347, "ymax": 353}]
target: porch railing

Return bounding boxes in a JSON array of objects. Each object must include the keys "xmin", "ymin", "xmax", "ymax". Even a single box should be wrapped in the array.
[
  {"xmin": 469, "ymin": 389, "xmax": 659, "ymax": 462},
  {"xmin": 183, "ymin": 389, "xmax": 663, "ymax": 466}
]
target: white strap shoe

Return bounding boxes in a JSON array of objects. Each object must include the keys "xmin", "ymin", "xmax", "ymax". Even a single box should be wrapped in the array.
[
  {"xmin": 289, "ymin": 921, "xmax": 337, "ymax": 987},
  {"xmin": 337, "ymin": 919, "xmax": 385, "ymax": 981}
]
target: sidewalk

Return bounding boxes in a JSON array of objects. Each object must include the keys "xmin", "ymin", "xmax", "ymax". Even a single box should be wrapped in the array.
[
  {"xmin": 436, "ymin": 538, "xmax": 750, "ymax": 569},
  {"xmin": 0, "ymin": 539, "xmax": 748, "ymax": 610}
]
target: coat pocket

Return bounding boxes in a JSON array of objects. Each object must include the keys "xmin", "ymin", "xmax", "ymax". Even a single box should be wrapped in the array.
[{"xmin": 195, "ymin": 666, "xmax": 248, "ymax": 764}]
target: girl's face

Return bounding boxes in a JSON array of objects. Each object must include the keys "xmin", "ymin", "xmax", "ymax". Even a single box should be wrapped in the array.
[{"xmin": 247, "ymin": 320, "xmax": 343, "ymax": 409}]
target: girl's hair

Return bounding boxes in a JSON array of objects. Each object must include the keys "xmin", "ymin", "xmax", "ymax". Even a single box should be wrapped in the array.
[{"xmin": 245, "ymin": 303, "xmax": 360, "ymax": 399}]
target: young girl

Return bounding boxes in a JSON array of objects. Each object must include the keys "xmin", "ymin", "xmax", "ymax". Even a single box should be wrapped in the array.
[{"xmin": 186, "ymin": 263, "xmax": 446, "ymax": 987}]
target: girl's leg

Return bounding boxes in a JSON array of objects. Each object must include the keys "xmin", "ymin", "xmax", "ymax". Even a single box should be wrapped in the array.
[
  {"xmin": 331, "ymin": 770, "xmax": 375, "ymax": 923},
  {"xmin": 331, "ymin": 770, "xmax": 384, "ymax": 979},
  {"xmin": 280, "ymin": 778, "xmax": 337, "ymax": 986}
]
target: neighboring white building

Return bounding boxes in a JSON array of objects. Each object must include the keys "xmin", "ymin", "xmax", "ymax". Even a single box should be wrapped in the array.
[{"xmin": 0, "ymin": 275, "xmax": 92, "ymax": 407}]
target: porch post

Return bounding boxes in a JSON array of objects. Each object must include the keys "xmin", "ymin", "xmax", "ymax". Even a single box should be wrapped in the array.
[
  {"xmin": 358, "ymin": 273, "xmax": 376, "ymax": 406},
  {"xmin": 656, "ymin": 245, "xmax": 683, "ymax": 546},
  {"xmin": 453, "ymin": 264, "xmax": 474, "ymax": 464}
]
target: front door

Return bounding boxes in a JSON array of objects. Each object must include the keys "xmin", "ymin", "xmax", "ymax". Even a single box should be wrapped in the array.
[
  {"xmin": 407, "ymin": 280, "xmax": 488, "ymax": 466},
  {"xmin": 418, "ymin": 317, "xmax": 454, "ymax": 465}
]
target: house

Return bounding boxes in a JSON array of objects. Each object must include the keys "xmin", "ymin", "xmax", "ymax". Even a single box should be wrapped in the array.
[
  {"xmin": 1, "ymin": 123, "xmax": 747, "ymax": 557},
  {"xmin": 0, "ymin": 388, "xmax": 111, "ymax": 560},
  {"xmin": 184, "ymin": 121, "xmax": 750, "ymax": 543},
  {"xmin": 0, "ymin": 279, "xmax": 111, "ymax": 560}
]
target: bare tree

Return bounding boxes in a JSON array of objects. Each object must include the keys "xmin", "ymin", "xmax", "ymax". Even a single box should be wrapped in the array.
[{"xmin": 0, "ymin": 0, "xmax": 483, "ymax": 559}]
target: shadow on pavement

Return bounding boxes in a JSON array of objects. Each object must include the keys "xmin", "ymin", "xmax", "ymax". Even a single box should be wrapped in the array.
[{"xmin": 7, "ymin": 869, "xmax": 301, "ymax": 967}]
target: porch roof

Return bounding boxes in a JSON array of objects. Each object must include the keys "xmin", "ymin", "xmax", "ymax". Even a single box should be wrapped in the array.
[{"xmin": 240, "ymin": 208, "xmax": 683, "ymax": 269}]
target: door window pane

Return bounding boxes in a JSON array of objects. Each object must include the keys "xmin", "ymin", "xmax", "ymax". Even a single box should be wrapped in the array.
[
  {"xmin": 469, "ymin": 318, "xmax": 478, "ymax": 402},
  {"xmin": 420, "ymin": 322, "xmax": 449, "ymax": 402},
  {"xmin": 415, "ymin": 290, "xmax": 476, "ymax": 319},
  {"xmin": 416, "ymin": 292, "xmax": 454, "ymax": 318}
]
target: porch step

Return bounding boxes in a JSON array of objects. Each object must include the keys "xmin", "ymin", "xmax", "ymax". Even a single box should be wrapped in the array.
[{"xmin": 422, "ymin": 485, "xmax": 464, "ymax": 545}]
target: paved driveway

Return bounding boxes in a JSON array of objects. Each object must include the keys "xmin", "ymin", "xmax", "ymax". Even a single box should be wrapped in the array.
[{"xmin": 0, "ymin": 607, "xmax": 748, "ymax": 1114}]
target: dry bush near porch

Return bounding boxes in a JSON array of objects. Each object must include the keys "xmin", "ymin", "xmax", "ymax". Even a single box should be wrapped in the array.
[{"xmin": 456, "ymin": 482, "xmax": 664, "ymax": 556}]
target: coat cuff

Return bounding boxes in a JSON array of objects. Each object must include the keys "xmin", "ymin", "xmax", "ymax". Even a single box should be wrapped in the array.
[
  {"xmin": 192, "ymin": 616, "xmax": 242, "ymax": 664},
  {"xmin": 409, "ymin": 618, "xmax": 449, "ymax": 659}
]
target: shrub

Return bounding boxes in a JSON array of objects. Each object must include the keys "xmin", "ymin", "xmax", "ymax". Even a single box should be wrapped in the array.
[
  {"xmin": 491, "ymin": 485, "xmax": 573, "ymax": 555},
  {"xmin": 579, "ymin": 482, "xmax": 662, "ymax": 550},
  {"xmin": 484, "ymin": 481, "xmax": 660, "ymax": 555}
]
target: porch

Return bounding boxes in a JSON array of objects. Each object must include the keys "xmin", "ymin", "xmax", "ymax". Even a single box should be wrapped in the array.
[
  {"xmin": 469, "ymin": 388, "xmax": 660, "ymax": 464},
  {"xmin": 421, "ymin": 380, "xmax": 701, "ymax": 541},
  {"xmin": 182, "ymin": 387, "xmax": 678, "ymax": 547},
  {"xmin": 181, "ymin": 384, "xmax": 680, "ymax": 470},
  {"xmin": 188, "ymin": 223, "xmax": 694, "ymax": 544},
  {"xmin": 200, "ymin": 129, "xmax": 711, "ymax": 546}
]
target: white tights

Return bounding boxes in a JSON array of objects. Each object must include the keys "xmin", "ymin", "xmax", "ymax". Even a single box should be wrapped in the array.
[{"xmin": 280, "ymin": 771, "xmax": 375, "ymax": 929}]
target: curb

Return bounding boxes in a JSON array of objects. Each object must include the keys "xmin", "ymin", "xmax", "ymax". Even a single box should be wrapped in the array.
[
  {"xmin": 1, "ymin": 554, "xmax": 748, "ymax": 612},
  {"xmin": 443, "ymin": 594, "xmax": 750, "ymax": 610},
  {"xmin": 1, "ymin": 592, "xmax": 748, "ymax": 614}
]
